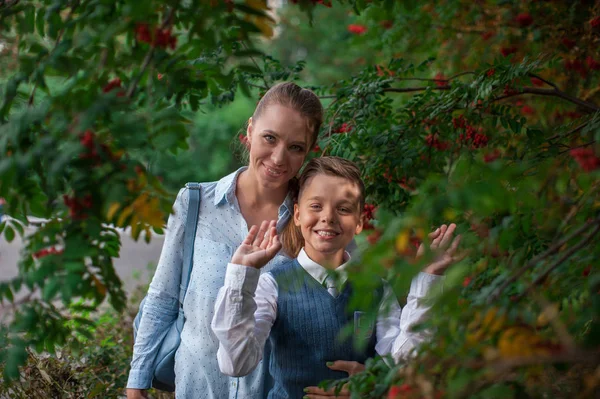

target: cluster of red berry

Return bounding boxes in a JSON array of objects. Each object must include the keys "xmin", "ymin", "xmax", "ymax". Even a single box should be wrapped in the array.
[
  {"xmin": 103, "ymin": 78, "xmax": 125, "ymax": 97},
  {"xmin": 425, "ymin": 134, "xmax": 450, "ymax": 151},
  {"xmin": 333, "ymin": 122, "xmax": 352, "ymax": 134},
  {"xmin": 79, "ymin": 130, "xmax": 116, "ymax": 165},
  {"xmin": 459, "ymin": 125, "xmax": 489, "ymax": 149},
  {"xmin": 362, "ymin": 203, "xmax": 376, "ymax": 230},
  {"xmin": 63, "ymin": 194, "xmax": 93, "ymax": 220},
  {"xmin": 570, "ymin": 148, "xmax": 600, "ymax": 172},
  {"xmin": 135, "ymin": 23, "xmax": 177, "ymax": 50},
  {"xmin": 33, "ymin": 247, "xmax": 63, "ymax": 259}
]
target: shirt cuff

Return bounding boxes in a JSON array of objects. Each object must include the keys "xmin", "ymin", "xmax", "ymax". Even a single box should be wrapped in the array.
[
  {"xmin": 225, "ymin": 263, "xmax": 261, "ymax": 295},
  {"xmin": 126, "ymin": 369, "xmax": 153, "ymax": 389},
  {"xmin": 409, "ymin": 272, "xmax": 444, "ymax": 297}
]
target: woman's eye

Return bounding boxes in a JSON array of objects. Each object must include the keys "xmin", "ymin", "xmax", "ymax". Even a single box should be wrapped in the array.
[
  {"xmin": 290, "ymin": 145, "xmax": 304, "ymax": 152},
  {"xmin": 264, "ymin": 135, "xmax": 275, "ymax": 143}
]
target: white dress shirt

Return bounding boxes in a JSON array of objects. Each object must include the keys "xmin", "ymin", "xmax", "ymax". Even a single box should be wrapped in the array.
[{"xmin": 211, "ymin": 248, "xmax": 443, "ymax": 377}]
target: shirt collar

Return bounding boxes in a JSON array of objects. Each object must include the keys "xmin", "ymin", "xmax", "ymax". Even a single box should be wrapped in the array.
[
  {"xmin": 297, "ymin": 248, "xmax": 351, "ymax": 285},
  {"xmin": 214, "ymin": 167, "xmax": 295, "ymax": 229},
  {"xmin": 214, "ymin": 166, "xmax": 247, "ymax": 207}
]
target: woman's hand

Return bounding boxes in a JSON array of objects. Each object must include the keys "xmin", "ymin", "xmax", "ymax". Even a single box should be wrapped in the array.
[
  {"xmin": 303, "ymin": 361, "xmax": 365, "ymax": 398},
  {"xmin": 231, "ymin": 220, "xmax": 282, "ymax": 269},
  {"xmin": 418, "ymin": 223, "xmax": 462, "ymax": 275},
  {"xmin": 126, "ymin": 388, "xmax": 148, "ymax": 399}
]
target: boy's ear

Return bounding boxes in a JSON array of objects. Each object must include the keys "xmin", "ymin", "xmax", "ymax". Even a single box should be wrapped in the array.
[
  {"xmin": 355, "ymin": 212, "xmax": 364, "ymax": 235},
  {"xmin": 294, "ymin": 203, "xmax": 301, "ymax": 227}
]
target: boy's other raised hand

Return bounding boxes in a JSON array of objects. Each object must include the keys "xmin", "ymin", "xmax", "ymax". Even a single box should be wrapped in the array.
[
  {"xmin": 232, "ymin": 220, "xmax": 282, "ymax": 269},
  {"xmin": 418, "ymin": 223, "xmax": 463, "ymax": 275}
]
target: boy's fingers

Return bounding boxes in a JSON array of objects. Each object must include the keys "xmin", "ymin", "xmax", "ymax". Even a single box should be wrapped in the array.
[
  {"xmin": 446, "ymin": 234, "xmax": 462, "ymax": 256},
  {"xmin": 266, "ymin": 235, "xmax": 282, "ymax": 257},
  {"xmin": 431, "ymin": 224, "xmax": 447, "ymax": 248},
  {"xmin": 428, "ymin": 227, "xmax": 441, "ymax": 239},
  {"xmin": 438, "ymin": 223, "xmax": 456, "ymax": 248}
]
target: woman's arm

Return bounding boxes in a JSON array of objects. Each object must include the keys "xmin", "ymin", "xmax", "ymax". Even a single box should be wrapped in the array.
[
  {"xmin": 126, "ymin": 188, "xmax": 188, "ymax": 389},
  {"xmin": 211, "ymin": 266, "xmax": 278, "ymax": 376}
]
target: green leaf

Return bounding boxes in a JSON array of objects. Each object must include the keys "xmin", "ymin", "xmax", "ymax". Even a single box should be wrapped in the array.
[
  {"xmin": 42, "ymin": 277, "xmax": 60, "ymax": 301},
  {"xmin": 4, "ymin": 225, "xmax": 15, "ymax": 242},
  {"xmin": 36, "ymin": 8, "xmax": 46, "ymax": 36}
]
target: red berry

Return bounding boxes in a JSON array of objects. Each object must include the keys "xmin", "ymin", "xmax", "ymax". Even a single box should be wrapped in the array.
[
  {"xmin": 590, "ymin": 17, "xmax": 600, "ymax": 29},
  {"xmin": 530, "ymin": 77, "xmax": 544, "ymax": 87},
  {"xmin": 347, "ymin": 24, "xmax": 367, "ymax": 35},
  {"xmin": 586, "ymin": 56, "xmax": 600, "ymax": 71},
  {"xmin": 484, "ymin": 149, "xmax": 501, "ymax": 163},
  {"xmin": 521, "ymin": 105, "xmax": 535, "ymax": 116},
  {"xmin": 335, "ymin": 123, "xmax": 352, "ymax": 134},
  {"xmin": 462, "ymin": 276, "xmax": 472, "ymax": 287},
  {"xmin": 486, "ymin": 68, "xmax": 495, "ymax": 77},
  {"xmin": 582, "ymin": 265, "xmax": 592, "ymax": 277},
  {"xmin": 380, "ymin": 20, "xmax": 393, "ymax": 29},
  {"xmin": 515, "ymin": 13, "xmax": 533, "ymax": 27},
  {"xmin": 481, "ymin": 31, "xmax": 495, "ymax": 41},
  {"xmin": 501, "ymin": 46, "xmax": 518, "ymax": 57},
  {"xmin": 570, "ymin": 148, "xmax": 600, "ymax": 172},
  {"xmin": 561, "ymin": 38, "xmax": 576, "ymax": 49},
  {"xmin": 434, "ymin": 72, "xmax": 447, "ymax": 87}
]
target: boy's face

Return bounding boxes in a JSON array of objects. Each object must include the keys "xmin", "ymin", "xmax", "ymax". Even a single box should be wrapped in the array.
[{"xmin": 294, "ymin": 174, "xmax": 363, "ymax": 268}]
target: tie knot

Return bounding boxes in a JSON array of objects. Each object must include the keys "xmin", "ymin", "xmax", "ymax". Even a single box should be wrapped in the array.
[{"xmin": 324, "ymin": 275, "xmax": 339, "ymax": 298}]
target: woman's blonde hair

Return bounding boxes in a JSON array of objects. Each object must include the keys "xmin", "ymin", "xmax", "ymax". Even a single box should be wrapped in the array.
[{"xmin": 280, "ymin": 156, "xmax": 365, "ymax": 258}]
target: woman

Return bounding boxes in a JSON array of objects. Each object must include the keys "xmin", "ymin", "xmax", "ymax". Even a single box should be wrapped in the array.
[{"xmin": 126, "ymin": 82, "xmax": 323, "ymax": 399}]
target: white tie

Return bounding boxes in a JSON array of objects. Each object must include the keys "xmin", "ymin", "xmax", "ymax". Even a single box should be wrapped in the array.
[{"xmin": 324, "ymin": 275, "xmax": 338, "ymax": 298}]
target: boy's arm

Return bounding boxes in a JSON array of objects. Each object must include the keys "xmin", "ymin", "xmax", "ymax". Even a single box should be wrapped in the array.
[
  {"xmin": 390, "ymin": 272, "xmax": 443, "ymax": 362},
  {"xmin": 211, "ymin": 264, "xmax": 277, "ymax": 377}
]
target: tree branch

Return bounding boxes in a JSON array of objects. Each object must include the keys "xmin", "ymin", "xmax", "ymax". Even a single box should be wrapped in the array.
[
  {"xmin": 528, "ymin": 72, "xmax": 558, "ymax": 90},
  {"xmin": 126, "ymin": 8, "xmax": 174, "ymax": 98},
  {"xmin": 488, "ymin": 215, "xmax": 600, "ymax": 303},
  {"xmin": 492, "ymin": 87, "xmax": 599, "ymax": 113},
  {"xmin": 557, "ymin": 140, "xmax": 596, "ymax": 155},
  {"xmin": 383, "ymin": 86, "xmax": 452, "ymax": 93},
  {"xmin": 547, "ymin": 121, "xmax": 589, "ymax": 142},
  {"xmin": 516, "ymin": 224, "xmax": 600, "ymax": 301}
]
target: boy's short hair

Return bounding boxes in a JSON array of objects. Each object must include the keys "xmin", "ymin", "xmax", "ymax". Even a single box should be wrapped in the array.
[
  {"xmin": 297, "ymin": 156, "xmax": 365, "ymax": 212},
  {"xmin": 281, "ymin": 156, "xmax": 365, "ymax": 257}
]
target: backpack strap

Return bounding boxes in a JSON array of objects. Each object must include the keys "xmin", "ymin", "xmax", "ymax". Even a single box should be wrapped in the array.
[{"xmin": 179, "ymin": 182, "xmax": 201, "ymax": 306}]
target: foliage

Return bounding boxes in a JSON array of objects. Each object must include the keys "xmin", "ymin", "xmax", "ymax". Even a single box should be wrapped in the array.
[
  {"xmin": 0, "ymin": 0, "xmax": 277, "ymax": 382},
  {"xmin": 298, "ymin": 0, "xmax": 600, "ymax": 398},
  {"xmin": 1, "ymin": 0, "xmax": 600, "ymax": 398}
]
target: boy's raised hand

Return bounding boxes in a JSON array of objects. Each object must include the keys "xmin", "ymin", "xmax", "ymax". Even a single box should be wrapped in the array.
[
  {"xmin": 418, "ymin": 223, "xmax": 463, "ymax": 275},
  {"xmin": 231, "ymin": 220, "xmax": 282, "ymax": 269}
]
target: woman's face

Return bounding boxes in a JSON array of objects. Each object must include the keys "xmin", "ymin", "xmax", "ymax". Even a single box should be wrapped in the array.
[{"xmin": 247, "ymin": 104, "xmax": 311, "ymax": 190}]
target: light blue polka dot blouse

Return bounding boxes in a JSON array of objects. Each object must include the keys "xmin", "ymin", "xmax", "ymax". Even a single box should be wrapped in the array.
[{"xmin": 127, "ymin": 167, "xmax": 292, "ymax": 398}]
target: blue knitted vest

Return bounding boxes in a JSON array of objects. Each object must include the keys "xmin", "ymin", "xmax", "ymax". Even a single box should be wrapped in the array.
[{"xmin": 267, "ymin": 259, "xmax": 380, "ymax": 399}]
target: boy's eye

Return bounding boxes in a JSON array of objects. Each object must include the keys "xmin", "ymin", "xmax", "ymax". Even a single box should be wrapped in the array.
[{"xmin": 310, "ymin": 204, "xmax": 321, "ymax": 210}]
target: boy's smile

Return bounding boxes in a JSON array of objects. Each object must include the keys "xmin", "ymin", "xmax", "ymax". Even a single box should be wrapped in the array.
[{"xmin": 294, "ymin": 174, "xmax": 363, "ymax": 268}]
